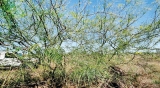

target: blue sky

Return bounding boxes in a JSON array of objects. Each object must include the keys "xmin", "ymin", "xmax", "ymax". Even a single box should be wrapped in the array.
[
  {"xmin": 68, "ymin": 0, "xmax": 156, "ymax": 23},
  {"xmin": 0, "ymin": 0, "xmax": 159, "ymax": 52},
  {"xmin": 61, "ymin": 0, "xmax": 160, "ymax": 52}
]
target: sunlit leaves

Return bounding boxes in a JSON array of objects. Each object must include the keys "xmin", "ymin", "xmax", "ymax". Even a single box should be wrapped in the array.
[
  {"xmin": 0, "ymin": 0, "xmax": 159, "ymax": 55},
  {"xmin": 135, "ymin": 0, "xmax": 144, "ymax": 6},
  {"xmin": 1, "ymin": 0, "xmax": 15, "ymax": 11},
  {"xmin": 118, "ymin": 3, "xmax": 124, "ymax": 9},
  {"xmin": 107, "ymin": 2, "xmax": 113, "ymax": 7},
  {"xmin": 70, "ymin": 11, "xmax": 77, "ymax": 18},
  {"xmin": 126, "ymin": 0, "xmax": 131, "ymax": 3}
]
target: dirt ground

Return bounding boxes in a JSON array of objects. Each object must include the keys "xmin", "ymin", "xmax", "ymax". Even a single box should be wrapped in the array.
[{"xmin": 113, "ymin": 55, "xmax": 160, "ymax": 88}]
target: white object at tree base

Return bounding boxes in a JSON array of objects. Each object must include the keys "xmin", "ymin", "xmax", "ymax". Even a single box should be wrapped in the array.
[{"xmin": 0, "ymin": 51, "xmax": 6, "ymax": 60}]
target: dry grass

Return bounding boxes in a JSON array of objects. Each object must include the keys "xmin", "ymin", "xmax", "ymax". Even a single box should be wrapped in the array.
[
  {"xmin": 113, "ymin": 55, "xmax": 160, "ymax": 87},
  {"xmin": 0, "ymin": 54, "xmax": 160, "ymax": 87}
]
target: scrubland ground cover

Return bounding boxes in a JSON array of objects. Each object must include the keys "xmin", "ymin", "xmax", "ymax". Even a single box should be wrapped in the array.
[{"xmin": 0, "ymin": 52, "xmax": 160, "ymax": 88}]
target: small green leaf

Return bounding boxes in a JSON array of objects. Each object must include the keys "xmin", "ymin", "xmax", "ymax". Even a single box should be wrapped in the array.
[{"xmin": 70, "ymin": 12, "xmax": 77, "ymax": 18}]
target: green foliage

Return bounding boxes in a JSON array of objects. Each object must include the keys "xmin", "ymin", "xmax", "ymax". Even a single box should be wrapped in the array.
[
  {"xmin": 43, "ymin": 48, "xmax": 63, "ymax": 64},
  {"xmin": 0, "ymin": 0, "xmax": 160, "ymax": 87},
  {"xmin": 0, "ymin": 0, "xmax": 16, "ymax": 27},
  {"xmin": 5, "ymin": 52, "xmax": 17, "ymax": 58},
  {"xmin": 66, "ymin": 52, "xmax": 111, "ymax": 86},
  {"xmin": 70, "ymin": 12, "xmax": 77, "ymax": 18}
]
